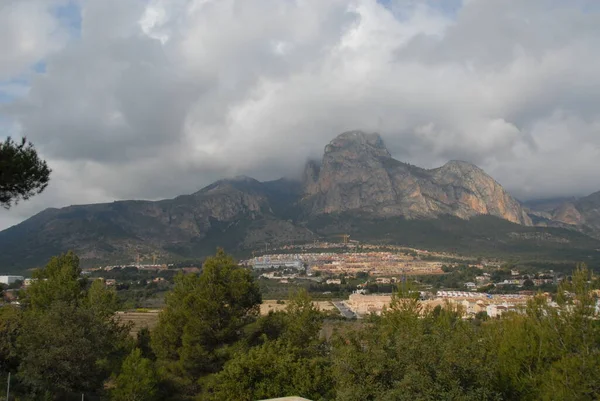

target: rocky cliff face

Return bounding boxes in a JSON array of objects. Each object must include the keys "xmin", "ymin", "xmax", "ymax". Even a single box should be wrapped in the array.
[
  {"xmin": 550, "ymin": 191, "xmax": 600, "ymax": 235},
  {"xmin": 303, "ymin": 131, "xmax": 532, "ymax": 225}
]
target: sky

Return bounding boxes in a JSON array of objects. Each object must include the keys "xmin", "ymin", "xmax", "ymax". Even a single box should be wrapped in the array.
[{"xmin": 1, "ymin": 0, "xmax": 600, "ymax": 230}]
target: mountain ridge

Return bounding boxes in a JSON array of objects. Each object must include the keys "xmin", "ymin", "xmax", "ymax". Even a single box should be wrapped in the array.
[{"xmin": 0, "ymin": 130, "xmax": 595, "ymax": 271}]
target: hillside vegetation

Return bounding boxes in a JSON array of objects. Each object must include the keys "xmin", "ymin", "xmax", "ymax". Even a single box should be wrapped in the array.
[{"xmin": 1, "ymin": 249, "xmax": 599, "ymax": 400}]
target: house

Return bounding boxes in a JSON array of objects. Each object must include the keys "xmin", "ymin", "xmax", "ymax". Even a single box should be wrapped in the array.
[
  {"xmin": 23, "ymin": 278, "xmax": 36, "ymax": 287},
  {"xmin": 487, "ymin": 304, "xmax": 510, "ymax": 318},
  {"xmin": 326, "ymin": 279, "xmax": 342, "ymax": 285},
  {"xmin": 346, "ymin": 293, "xmax": 392, "ymax": 316},
  {"xmin": 465, "ymin": 282, "xmax": 477, "ymax": 290},
  {"xmin": 461, "ymin": 300, "xmax": 486, "ymax": 315}
]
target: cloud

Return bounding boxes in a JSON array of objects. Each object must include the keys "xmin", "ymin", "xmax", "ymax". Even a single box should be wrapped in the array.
[
  {"xmin": 0, "ymin": 0, "xmax": 70, "ymax": 80},
  {"xmin": 2, "ymin": 0, "xmax": 600, "ymax": 229}
]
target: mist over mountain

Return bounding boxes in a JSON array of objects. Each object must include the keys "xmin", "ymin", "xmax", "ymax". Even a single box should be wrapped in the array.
[{"xmin": 1, "ymin": 131, "xmax": 599, "ymax": 272}]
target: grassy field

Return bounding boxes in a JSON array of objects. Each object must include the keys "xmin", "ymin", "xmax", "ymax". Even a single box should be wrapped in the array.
[
  {"xmin": 118, "ymin": 300, "xmax": 337, "ymax": 336},
  {"xmin": 115, "ymin": 310, "xmax": 160, "ymax": 336}
]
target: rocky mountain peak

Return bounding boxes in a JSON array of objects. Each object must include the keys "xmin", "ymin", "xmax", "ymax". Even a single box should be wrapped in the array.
[
  {"xmin": 303, "ymin": 131, "xmax": 531, "ymax": 225},
  {"xmin": 440, "ymin": 160, "xmax": 482, "ymax": 172},
  {"xmin": 324, "ymin": 131, "xmax": 391, "ymax": 159},
  {"xmin": 434, "ymin": 160, "xmax": 489, "ymax": 183},
  {"xmin": 196, "ymin": 175, "xmax": 263, "ymax": 195}
]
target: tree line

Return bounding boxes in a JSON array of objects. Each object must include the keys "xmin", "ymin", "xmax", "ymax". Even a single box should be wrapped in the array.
[{"xmin": 0, "ymin": 249, "xmax": 598, "ymax": 400}]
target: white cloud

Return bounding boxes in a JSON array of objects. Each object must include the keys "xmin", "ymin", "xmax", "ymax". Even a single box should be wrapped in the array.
[
  {"xmin": 2, "ymin": 0, "xmax": 600, "ymax": 229},
  {"xmin": 0, "ymin": 0, "xmax": 69, "ymax": 80}
]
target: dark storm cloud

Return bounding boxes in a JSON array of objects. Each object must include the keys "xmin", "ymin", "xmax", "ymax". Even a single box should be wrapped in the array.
[{"xmin": 2, "ymin": 0, "xmax": 600, "ymax": 229}]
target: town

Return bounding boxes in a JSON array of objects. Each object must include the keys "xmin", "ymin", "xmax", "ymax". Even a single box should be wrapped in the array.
[{"xmin": 0, "ymin": 243, "xmax": 572, "ymax": 322}]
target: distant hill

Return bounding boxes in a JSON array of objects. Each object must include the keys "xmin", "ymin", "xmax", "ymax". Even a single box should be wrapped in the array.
[
  {"xmin": 1, "ymin": 131, "xmax": 598, "ymax": 273},
  {"xmin": 523, "ymin": 197, "xmax": 578, "ymax": 213},
  {"xmin": 546, "ymin": 191, "xmax": 600, "ymax": 236}
]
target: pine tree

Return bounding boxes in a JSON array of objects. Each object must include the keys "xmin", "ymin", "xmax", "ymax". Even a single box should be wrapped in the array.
[
  {"xmin": 0, "ymin": 137, "xmax": 50, "ymax": 208},
  {"xmin": 111, "ymin": 348, "xmax": 159, "ymax": 401}
]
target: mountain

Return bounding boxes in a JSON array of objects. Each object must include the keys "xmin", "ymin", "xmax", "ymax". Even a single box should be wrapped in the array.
[
  {"xmin": 1, "ymin": 130, "xmax": 595, "ymax": 272},
  {"xmin": 524, "ymin": 197, "xmax": 578, "ymax": 213},
  {"xmin": 0, "ymin": 176, "xmax": 315, "ymax": 270},
  {"xmin": 549, "ymin": 191, "xmax": 600, "ymax": 235},
  {"xmin": 302, "ymin": 131, "xmax": 532, "ymax": 225}
]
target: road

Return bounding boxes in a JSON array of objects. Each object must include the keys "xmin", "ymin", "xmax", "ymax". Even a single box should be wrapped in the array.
[{"xmin": 332, "ymin": 301, "xmax": 356, "ymax": 319}]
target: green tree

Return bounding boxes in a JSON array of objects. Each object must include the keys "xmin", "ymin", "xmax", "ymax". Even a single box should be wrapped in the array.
[
  {"xmin": 86, "ymin": 278, "xmax": 119, "ymax": 318},
  {"xmin": 333, "ymin": 298, "xmax": 498, "ymax": 401},
  {"xmin": 111, "ymin": 348, "xmax": 159, "ymax": 401},
  {"xmin": 203, "ymin": 340, "xmax": 333, "ymax": 401},
  {"xmin": 151, "ymin": 249, "xmax": 261, "ymax": 393},
  {"xmin": 25, "ymin": 251, "xmax": 85, "ymax": 310},
  {"xmin": 17, "ymin": 301, "xmax": 129, "ymax": 398},
  {"xmin": 487, "ymin": 264, "xmax": 600, "ymax": 400},
  {"xmin": 136, "ymin": 327, "xmax": 155, "ymax": 360},
  {"xmin": 0, "ymin": 136, "xmax": 51, "ymax": 208},
  {"xmin": 203, "ymin": 290, "xmax": 331, "ymax": 401},
  {"xmin": 16, "ymin": 252, "xmax": 129, "ymax": 399},
  {"xmin": 522, "ymin": 279, "xmax": 535, "ymax": 289},
  {"xmin": 280, "ymin": 289, "xmax": 322, "ymax": 349},
  {"xmin": 0, "ymin": 306, "xmax": 22, "ymax": 375}
]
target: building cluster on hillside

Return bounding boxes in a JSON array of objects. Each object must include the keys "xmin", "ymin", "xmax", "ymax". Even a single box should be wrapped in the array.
[
  {"xmin": 245, "ymin": 252, "xmax": 444, "ymax": 275},
  {"xmin": 465, "ymin": 269, "xmax": 560, "ymax": 292},
  {"xmin": 273, "ymin": 242, "xmax": 482, "ymax": 258},
  {"xmin": 86, "ymin": 264, "xmax": 172, "ymax": 272},
  {"xmin": 250, "ymin": 255, "xmax": 304, "ymax": 270},
  {"xmin": 344, "ymin": 292, "xmax": 531, "ymax": 318},
  {"xmin": 259, "ymin": 271, "xmax": 321, "ymax": 284}
]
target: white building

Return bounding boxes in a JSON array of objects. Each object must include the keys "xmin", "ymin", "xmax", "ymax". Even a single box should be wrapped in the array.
[
  {"xmin": 252, "ymin": 257, "xmax": 303, "ymax": 270},
  {"xmin": 0, "ymin": 275, "xmax": 24, "ymax": 285}
]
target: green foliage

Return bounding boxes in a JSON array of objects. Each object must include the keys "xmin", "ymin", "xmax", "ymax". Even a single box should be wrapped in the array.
[
  {"xmin": 333, "ymin": 300, "xmax": 498, "ymax": 401},
  {"xmin": 87, "ymin": 278, "xmax": 120, "ymax": 317},
  {"xmin": 0, "ymin": 136, "xmax": 51, "ymax": 208},
  {"xmin": 308, "ymin": 213, "xmax": 600, "ymax": 268},
  {"xmin": 486, "ymin": 264, "xmax": 600, "ymax": 400},
  {"xmin": 136, "ymin": 327, "xmax": 155, "ymax": 360},
  {"xmin": 203, "ymin": 340, "xmax": 333, "ymax": 401},
  {"xmin": 11, "ymin": 251, "xmax": 129, "ymax": 399},
  {"xmin": 3, "ymin": 247, "xmax": 599, "ymax": 400},
  {"xmin": 280, "ymin": 289, "xmax": 323, "ymax": 348},
  {"xmin": 419, "ymin": 264, "xmax": 481, "ymax": 289},
  {"xmin": 111, "ymin": 348, "xmax": 159, "ymax": 401},
  {"xmin": 523, "ymin": 278, "xmax": 535, "ymax": 289},
  {"xmin": 202, "ymin": 289, "xmax": 331, "ymax": 401},
  {"xmin": 151, "ymin": 248, "xmax": 261, "ymax": 394},
  {"xmin": 25, "ymin": 251, "xmax": 85, "ymax": 310},
  {"xmin": 17, "ymin": 301, "xmax": 129, "ymax": 398},
  {"xmin": 0, "ymin": 306, "xmax": 22, "ymax": 374}
]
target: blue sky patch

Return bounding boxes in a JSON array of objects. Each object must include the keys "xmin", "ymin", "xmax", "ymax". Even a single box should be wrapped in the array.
[{"xmin": 53, "ymin": 1, "xmax": 82, "ymax": 38}]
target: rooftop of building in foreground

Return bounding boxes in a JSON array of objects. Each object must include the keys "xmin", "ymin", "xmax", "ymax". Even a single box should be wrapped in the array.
[{"xmin": 259, "ymin": 397, "xmax": 312, "ymax": 401}]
